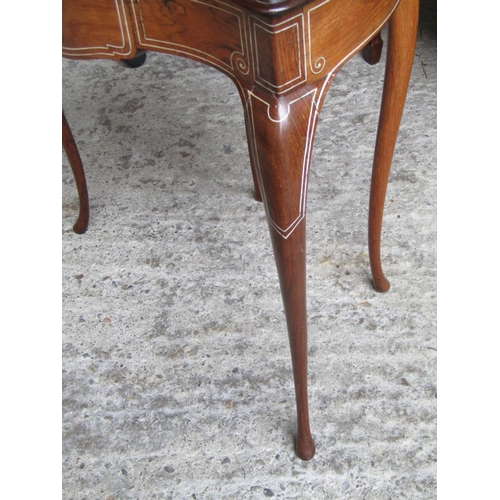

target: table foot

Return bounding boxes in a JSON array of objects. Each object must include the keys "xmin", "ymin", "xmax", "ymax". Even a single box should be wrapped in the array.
[{"xmin": 296, "ymin": 436, "xmax": 316, "ymax": 461}]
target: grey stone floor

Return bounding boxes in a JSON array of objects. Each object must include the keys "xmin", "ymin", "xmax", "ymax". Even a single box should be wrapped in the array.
[{"xmin": 62, "ymin": 5, "xmax": 436, "ymax": 499}]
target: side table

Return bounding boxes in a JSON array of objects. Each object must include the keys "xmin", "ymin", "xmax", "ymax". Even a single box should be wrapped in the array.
[{"xmin": 62, "ymin": 0, "xmax": 419, "ymax": 460}]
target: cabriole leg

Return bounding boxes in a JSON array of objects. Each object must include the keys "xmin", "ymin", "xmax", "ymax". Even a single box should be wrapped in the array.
[
  {"xmin": 368, "ymin": 0, "xmax": 419, "ymax": 292},
  {"xmin": 241, "ymin": 80, "xmax": 331, "ymax": 459},
  {"xmin": 62, "ymin": 111, "xmax": 89, "ymax": 234}
]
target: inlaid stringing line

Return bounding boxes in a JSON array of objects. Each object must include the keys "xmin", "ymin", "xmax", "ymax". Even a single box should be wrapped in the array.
[
  {"xmin": 252, "ymin": 22, "xmax": 302, "ymax": 89},
  {"xmin": 247, "ymin": 89, "xmax": 318, "ymax": 238},
  {"xmin": 247, "ymin": 89, "xmax": 316, "ymax": 123},
  {"xmin": 312, "ymin": 0, "xmax": 401, "ymax": 86},
  {"xmin": 64, "ymin": 0, "xmax": 400, "ymax": 238},
  {"xmin": 249, "ymin": 13, "xmax": 307, "ymax": 94},
  {"xmin": 298, "ymin": 94, "xmax": 320, "ymax": 234},
  {"xmin": 62, "ymin": 0, "xmax": 133, "ymax": 56},
  {"xmin": 247, "ymin": 0, "xmax": 400, "ymax": 238},
  {"xmin": 192, "ymin": 0, "xmax": 250, "ymax": 74},
  {"xmin": 307, "ymin": 0, "xmax": 330, "ymax": 74},
  {"xmin": 133, "ymin": 0, "xmax": 248, "ymax": 75}
]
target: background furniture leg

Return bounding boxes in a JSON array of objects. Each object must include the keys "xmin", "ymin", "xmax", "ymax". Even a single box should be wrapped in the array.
[
  {"xmin": 362, "ymin": 32, "xmax": 384, "ymax": 65},
  {"xmin": 368, "ymin": 0, "xmax": 419, "ymax": 292},
  {"xmin": 123, "ymin": 50, "xmax": 147, "ymax": 68},
  {"xmin": 62, "ymin": 111, "xmax": 89, "ymax": 234}
]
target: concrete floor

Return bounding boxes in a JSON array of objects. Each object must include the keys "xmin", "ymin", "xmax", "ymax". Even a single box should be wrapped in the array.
[{"xmin": 62, "ymin": 4, "xmax": 436, "ymax": 499}]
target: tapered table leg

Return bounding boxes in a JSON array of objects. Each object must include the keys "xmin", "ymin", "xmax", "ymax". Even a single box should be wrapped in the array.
[
  {"xmin": 268, "ymin": 219, "xmax": 314, "ymax": 459},
  {"xmin": 241, "ymin": 80, "xmax": 333, "ymax": 459},
  {"xmin": 62, "ymin": 111, "xmax": 89, "ymax": 234},
  {"xmin": 368, "ymin": 0, "xmax": 419, "ymax": 292}
]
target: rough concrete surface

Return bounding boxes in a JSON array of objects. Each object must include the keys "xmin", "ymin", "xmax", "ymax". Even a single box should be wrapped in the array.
[{"xmin": 62, "ymin": 4, "xmax": 436, "ymax": 499}]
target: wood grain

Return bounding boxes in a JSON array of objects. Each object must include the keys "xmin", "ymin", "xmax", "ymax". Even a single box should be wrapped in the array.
[{"xmin": 62, "ymin": 0, "xmax": 419, "ymax": 460}]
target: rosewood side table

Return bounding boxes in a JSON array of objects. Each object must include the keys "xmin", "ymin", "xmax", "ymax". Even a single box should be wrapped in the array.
[{"xmin": 62, "ymin": 0, "xmax": 419, "ymax": 460}]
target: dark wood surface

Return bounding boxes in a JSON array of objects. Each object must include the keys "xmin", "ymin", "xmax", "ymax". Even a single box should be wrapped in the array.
[
  {"xmin": 363, "ymin": 32, "xmax": 384, "ymax": 65},
  {"xmin": 62, "ymin": 111, "xmax": 89, "ymax": 235},
  {"xmin": 63, "ymin": 0, "xmax": 419, "ymax": 460},
  {"xmin": 230, "ymin": 0, "xmax": 315, "ymax": 15}
]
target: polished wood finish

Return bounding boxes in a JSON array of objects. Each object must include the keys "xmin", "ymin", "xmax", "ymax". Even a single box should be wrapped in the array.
[
  {"xmin": 63, "ymin": 0, "xmax": 419, "ymax": 459},
  {"xmin": 369, "ymin": 0, "xmax": 419, "ymax": 292},
  {"xmin": 62, "ymin": 112, "xmax": 89, "ymax": 234},
  {"xmin": 62, "ymin": 0, "xmax": 137, "ymax": 59},
  {"xmin": 240, "ymin": 75, "xmax": 335, "ymax": 459}
]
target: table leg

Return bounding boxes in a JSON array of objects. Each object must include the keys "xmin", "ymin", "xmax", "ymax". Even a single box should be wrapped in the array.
[
  {"xmin": 369, "ymin": 0, "xmax": 419, "ymax": 292},
  {"xmin": 241, "ymin": 81, "xmax": 332, "ymax": 459},
  {"xmin": 362, "ymin": 32, "xmax": 384, "ymax": 66},
  {"xmin": 245, "ymin": 119, "xmax": 263, "ymax": 202},
  {"xmin": 62, "ymin": 111, "xmax": 89, "ymax": 234},
  {"xmin": 123, "ymin": 50, "xmax": 147, "ymax": 68},
  {"xmin": 269, "ymin": 219, "xmax": 314, "ymax": 460}
]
